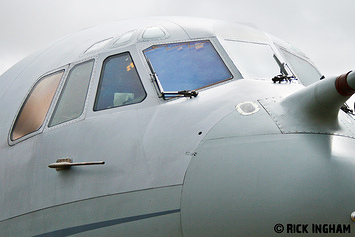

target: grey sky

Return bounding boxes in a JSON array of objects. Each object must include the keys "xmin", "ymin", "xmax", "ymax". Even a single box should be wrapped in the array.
[{"xmin": 0, "ymin": 0, "xmax": 354, "ymax": 76}]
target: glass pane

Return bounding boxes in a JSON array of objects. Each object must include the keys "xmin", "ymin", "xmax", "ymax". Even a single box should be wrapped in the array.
[
  {"xmin": 11, "ymin": 71, "xmax": 63, "ymax": 140},
  {"xmin": 223, "ymin": 40, "xmax": 280, "ymax": 79},
  {"xmin": 143, "ymin": 40, "xmax": 233, "ymax": 92},
  {"xmin": 113, "ymin": 31, "xmax": 134, "ymax": 46},
  {"xmin": 49, "ymin": 60, "xmax": 94, "ymax": 127},
  {"xmin": 94, "ymin": 53, "xmax": 146, "ymax": 111},
  {"xmin": 85, "ymin": 38, "xmax": 112, "ymax": 54},
  {"xmin": 279, "ymin": 48, "xmax": 322, "ymax": 86},
  {"xmin": 142, "ymin": 26, "xmax": 166, "ymax": 39}
]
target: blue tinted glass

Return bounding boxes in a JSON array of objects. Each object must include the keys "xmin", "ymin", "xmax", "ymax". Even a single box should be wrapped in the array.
[{"xmin": 144, "ymin": 41, "xmax": 232, "ymax": 92}]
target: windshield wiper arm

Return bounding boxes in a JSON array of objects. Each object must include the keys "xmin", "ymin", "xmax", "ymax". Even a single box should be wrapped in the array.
[
  {"xmin": 272, "ymin": 54, "xmax": 296, "ymax": 83},
  {"xmin": 273, "ymin": 54, "xmax": 288, "ymax": 76},
  {"xmin": 147, "ymin": 58, "xmax": 165, "ymax": 96},
  {"xmin": 159, "ymin": 90, "xmax": 198, "ymax": 99},
  {"xmin": 146, "ymin": 58, "xmax": 198, "ymax": 99}
]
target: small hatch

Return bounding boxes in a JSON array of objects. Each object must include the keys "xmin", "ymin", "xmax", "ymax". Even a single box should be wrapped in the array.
[{"xmin": 236, "ymin": 101, "xmax": 260, "ymax": 115}]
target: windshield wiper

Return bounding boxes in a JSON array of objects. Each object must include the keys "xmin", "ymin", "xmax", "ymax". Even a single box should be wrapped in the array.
[
  {"xmin": 147, "ymin": 58, "xmax": 198, "ymax": 99},
  {"xmin": 341, "ymin": 103, "xmax": 354, "ymax": 115},
  {"xmin": 272, "ymin": 54, "xmax": 296, "ymax": 83},
  {"xmin": 163, "ymin": 90, "xmax": 198, "ymax": 98}
]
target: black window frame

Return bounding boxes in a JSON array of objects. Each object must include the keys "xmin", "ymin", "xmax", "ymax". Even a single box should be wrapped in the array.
[
  {"xmin": 93, "ymin": 52, "xmax": 147, "ymax": 111},
  {"xmin": 143, "ymin": 40, "xmax": 234, "ymax": 99}
]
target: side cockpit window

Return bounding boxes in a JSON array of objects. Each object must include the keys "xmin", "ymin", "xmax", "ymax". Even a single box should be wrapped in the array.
[
  {"xmin": 278, "ymin": 48, "xmax": 322, "ymax": 86},
  {"xmin": 94, "ymin": 52, "xmax": 146, "ymax": 111},
  {"xmin": 11, "ymin": 71, "xmax": 64, "ymax": 141},
  {"xmin": 143, "ymin": 40, "xmax": 233, "ymax": 97},
  {"xmin": 222, "ymin": 40, "xmax": 280, "ymax": 80},
  {"xmin": 49, "ymin": 60, "xmax": 94, "ymax": 126}
]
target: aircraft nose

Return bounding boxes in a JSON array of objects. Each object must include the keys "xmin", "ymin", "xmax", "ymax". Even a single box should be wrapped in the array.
[
  {"xmin": 180, "ymin": 86, "xmax": 355, "ymax": 236},
  {"xmin": 181, "ymin": 133, "xmax": 355, "ymax": 236}
]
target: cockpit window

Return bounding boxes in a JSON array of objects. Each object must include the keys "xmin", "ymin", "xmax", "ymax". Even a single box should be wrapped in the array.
[
  {"xmin": 143, "ymin": 40, "xmax": 233, "ymax": 96},
  {"xmin": 279, "ymin": 48, "xmax": 322, "ymax": 86},
  {"xmin": 11, "ymin": 71, "xmax": 64, "ymax": 140},
  {"xmin": 49, "ymin": 60, "xmax": 94, "ymax": 127},
  {"xmin": 223, "ymin": 40, "xmax": 280, "ymax": 79},
  {"xmin": 94, "ymin": 52, "xmax": 146, "ymax": 111}
]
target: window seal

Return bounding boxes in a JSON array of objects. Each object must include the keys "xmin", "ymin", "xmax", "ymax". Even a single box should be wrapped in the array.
[
  {"xmin": 143, "ymin": 39, "xmax": 234, "ymax": 100},
  {"xmin": 8, "ymin": 67, "xmax": 68, "ymax": 146},
  {"xmin": 48, "ymin": 59, "xmax": 95, "ymax": 127},
  {"xmin": 93, "ymin": 52, "xmax": 147, "ymax": 112}
]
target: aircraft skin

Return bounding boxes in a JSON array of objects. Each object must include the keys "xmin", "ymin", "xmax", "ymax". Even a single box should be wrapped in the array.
[{"xmin": 0, "ymin": 17, "xmax": 355, "ymax": 236}]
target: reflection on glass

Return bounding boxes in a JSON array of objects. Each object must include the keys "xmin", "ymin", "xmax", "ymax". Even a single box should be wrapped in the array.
[
  {"xmin": 113, "ymin": 31, "xmax": 134, "ymax": 46},
  {"xmin": 94, "ymin": 53, "xmax": 146, "ymax": 111},
  {"xmin": 142, "ymin": 26, "xmax": 166, "ymax": 39},
  {"xmin": 49, "ymin": 60, "xmax": 94, "ymax": 127},
  {"xmin": 279, "ymin": 48, "xmax": 321, "ymax": 86},
  {"xmin": 85, "ymin": 38, "xmax": 112, "ymax": 54},
  {"xmin": 12, "ymin": 71, "xmax": 63, "ymax": 140},
  {"xmin": 223, "ymin": 40, "xmax": 280, "ymax": 79},
  {"xmin": 143, "ymin": 40, "xmax": 234, "ymax": 92}
]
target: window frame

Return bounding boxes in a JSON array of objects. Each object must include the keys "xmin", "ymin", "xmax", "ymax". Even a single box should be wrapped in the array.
[
  {"xmin": 9, "ymin": 66, "xmax": 68, "ymax": 145},
  {"xmin": 48, "ymin": 59, "xmax": 95, "ymax": 127},
  {"xmin": 93, "ymin": 51, "xmax": 147, "ymax": 112},
  {"xmin": 142, "ymin": 39, "xmax": 235, "ymax": 99},
  {"xmin": 221, "ymin": 39, "xmax": 284, "ymax": 80},
  {"xmin": 276, "ymin": 45, "xmax": 322, "ymax": 86}
]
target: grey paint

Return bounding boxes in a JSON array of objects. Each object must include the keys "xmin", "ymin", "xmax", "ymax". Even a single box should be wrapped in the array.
[
  {"xmin": 0, "ymin": 17, "xmax": 354, "ymax": 236},
  {"xmin": 1, "ymin": 186, "xmax": 182, "ymax": 236},
  {"xmin": 181, "ymin": 134, "xmax": 355, "ymax": 236}
]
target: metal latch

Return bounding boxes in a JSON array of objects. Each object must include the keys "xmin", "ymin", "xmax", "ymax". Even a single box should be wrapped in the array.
[{"xmin": 48, "ymin": 158, "xmax": 105, "ymax": 171}]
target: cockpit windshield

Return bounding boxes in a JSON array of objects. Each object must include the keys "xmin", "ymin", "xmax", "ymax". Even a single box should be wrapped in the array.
[
  {"xmin": 222, "ymin": 40, "xmax": 281, "ymax": 80},
  {"xmin": 143, "ymin": 40, "xmax": 234, "ymax": 98},
  {"xmin": 223, "ymin": 40, "xmax": 323, "ymax": 86}
]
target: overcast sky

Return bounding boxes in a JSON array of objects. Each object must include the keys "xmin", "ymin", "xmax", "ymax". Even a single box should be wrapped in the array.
[{"xmin": 0, "ymin": 0, "xmax": 354, "ymax": 77}]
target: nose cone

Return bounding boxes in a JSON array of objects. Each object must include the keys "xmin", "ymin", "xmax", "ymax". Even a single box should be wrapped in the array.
[
  {"xmin": 180, "ymin": 72, "xmax": 355, "ymax": 235},
  {"xmin": 181, "ymin": 133, "xmax": 355, "ymax": 236}
]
